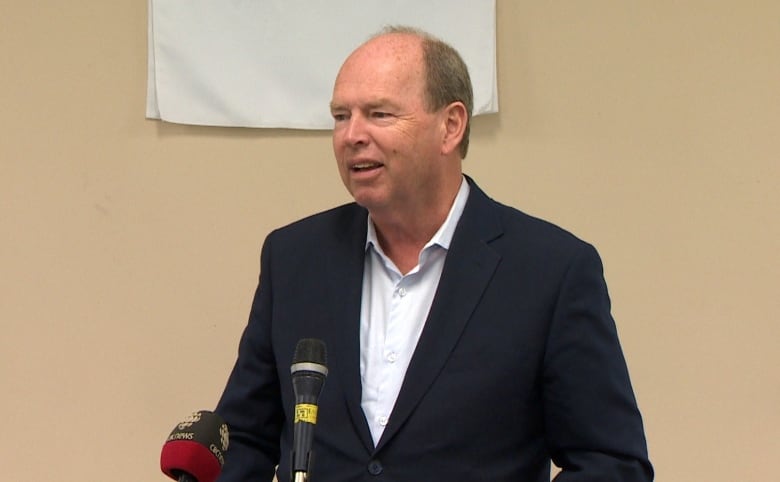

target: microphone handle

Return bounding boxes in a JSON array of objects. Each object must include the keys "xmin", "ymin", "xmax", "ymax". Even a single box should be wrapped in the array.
[
  {"xmin": 293, "ymin": 472, "xmax": 308, "ymax": 482},
  {"xmin": 178, "ymin": 473, "xmax": 198, "ymax": 482}
]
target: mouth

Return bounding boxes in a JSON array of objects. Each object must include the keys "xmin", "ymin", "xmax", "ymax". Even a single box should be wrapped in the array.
[{"xmin": 349, "ymin": 161, "xmax": 383, "ymax": 172}]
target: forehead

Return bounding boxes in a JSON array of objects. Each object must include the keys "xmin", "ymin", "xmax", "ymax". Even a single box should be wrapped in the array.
[{"xmin": 332, "ymin": 34, "xmax": 425, "ymax": 105}]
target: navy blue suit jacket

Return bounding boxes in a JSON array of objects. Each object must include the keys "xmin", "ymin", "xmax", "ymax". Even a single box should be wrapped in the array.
[{"xmin": 215, "ymin": 178, "xmax": 653, "ymax": 481}]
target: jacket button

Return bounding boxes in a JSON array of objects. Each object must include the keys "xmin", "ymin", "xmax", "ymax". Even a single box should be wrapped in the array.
[{"xmin": 367, "ymin": 459, "xmax": 383, "ymax": 475}]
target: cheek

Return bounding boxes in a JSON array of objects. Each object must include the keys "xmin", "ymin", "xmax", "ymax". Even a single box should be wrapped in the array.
[
  {"xmin": 331, "ymin": 131, "xmax": 342, "ymax": 155},
  {"xmin": 332, "ymin": 135, "xmax": 348, "ymax": 165},
  {"xmin": 331, "ymin": 138, "xmax": 348, "ymax": 178}
]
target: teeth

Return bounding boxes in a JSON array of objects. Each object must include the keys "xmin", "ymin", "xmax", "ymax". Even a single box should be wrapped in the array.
[{"xmin": 353, "ymin": 162, "xmax": 380, "ymax": 170}]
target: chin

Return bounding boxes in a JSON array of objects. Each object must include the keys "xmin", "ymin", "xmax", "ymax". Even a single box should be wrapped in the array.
[{"xmin": 351, "ymin": 192, "xmax": 387, "ymax": 212}]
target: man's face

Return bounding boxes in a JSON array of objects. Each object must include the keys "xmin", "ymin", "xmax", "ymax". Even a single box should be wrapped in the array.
[{"xmin": 330, "ymin": 34, "xmax": 447, "ymax": 218}]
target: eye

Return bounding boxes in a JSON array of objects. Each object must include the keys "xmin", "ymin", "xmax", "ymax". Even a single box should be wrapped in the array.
[
  {"xmin": 332, "ymin": 112, "xmax": 348, "ymax": 122},
  {"xmin": 371, "ymin": 111, "xmax": 392, "ymax": 119}
]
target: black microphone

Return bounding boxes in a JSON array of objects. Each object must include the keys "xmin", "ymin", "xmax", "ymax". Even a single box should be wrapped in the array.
[
  {"xmin": 160, "ymin": 410, "xmax": 229, "ymax": 482},
  {"xmin": 291, "ymin": 338, "xmax": 328, "ymax": 482}
]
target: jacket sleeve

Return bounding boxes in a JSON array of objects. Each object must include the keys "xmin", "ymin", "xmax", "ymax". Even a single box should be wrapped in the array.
[
  {"xmin": 544, "ymin": 243, "xmax": 654, "ymax": 481},
  {"xmin": 215, "ymin": 235, "xmax": 284, "ymax": 481}
]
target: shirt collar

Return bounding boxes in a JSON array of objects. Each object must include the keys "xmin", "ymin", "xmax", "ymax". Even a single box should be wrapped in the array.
[{"xmin": 365, "ymin": 176, "xmax": 470, "ymax": 252}]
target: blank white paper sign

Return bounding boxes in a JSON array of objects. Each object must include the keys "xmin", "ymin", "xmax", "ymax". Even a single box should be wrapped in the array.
[{"xmin": 147, "ymin": 0, "xmax": 497, "ymax": 129}]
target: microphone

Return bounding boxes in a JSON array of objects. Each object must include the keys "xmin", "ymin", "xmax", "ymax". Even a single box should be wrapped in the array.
[
  {"xmin": 160, "ymin": 410, "xmax": 229, "ymax": 482},
  {"xmin": 291, "ymin": 338, "xmax": 328, "ymax": 482}
]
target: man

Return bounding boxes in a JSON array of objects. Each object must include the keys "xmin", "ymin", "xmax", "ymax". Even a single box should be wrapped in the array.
[{"xmin": 215, "ymin": 26, "xmax": 653, "ymax": 481}]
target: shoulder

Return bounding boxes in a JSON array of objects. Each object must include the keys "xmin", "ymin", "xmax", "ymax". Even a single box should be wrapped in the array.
[
  {"xmin": 464, "ymin": 178, "xmax": 593, "ymax": 257},
  {"xmin": 498, "ymin": 201, "xmax": 590, "ymax": 252},
  {"xmin": 260, "ymin": 203, "xmax": 367, "ymax": 265},
  {"xmin": 268, "ymin": 202, "xmax": 366, "ymax": 240}
]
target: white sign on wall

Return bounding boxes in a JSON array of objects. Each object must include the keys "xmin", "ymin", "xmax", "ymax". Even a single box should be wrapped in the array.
[{"xmin": 147, "ymin": 0, "xmax": 497, "ymax": 129}]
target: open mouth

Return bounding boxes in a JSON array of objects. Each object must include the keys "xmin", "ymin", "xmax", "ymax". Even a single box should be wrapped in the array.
[{"xmin": 351, "ymin": 162, "xmax": 383, "ymax": 172}]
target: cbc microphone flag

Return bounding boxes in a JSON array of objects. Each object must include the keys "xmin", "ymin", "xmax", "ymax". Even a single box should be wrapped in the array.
[{"xmin": 146, "ymin": 0, "xmax": 497, "ymax": 129}]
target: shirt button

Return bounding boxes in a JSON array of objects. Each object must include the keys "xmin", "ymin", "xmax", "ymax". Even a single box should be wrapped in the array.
[
  {"xmin": 367, "ymin": 459, "xmax": 383, "ymax": 475},
  {"xmin": 387, "ymin": 352, "xmax": 398, "ymax": 363},
  {"xmin": 397, "ymin": 287, "xmax": 407, "ymax": 297},
  {"xmin": 378, "ymin": 416, "xmax": 388, "ymax": 426}
]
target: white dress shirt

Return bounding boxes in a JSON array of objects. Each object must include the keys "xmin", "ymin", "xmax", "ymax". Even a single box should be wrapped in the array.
[{"xmin": 360, "ymin": 178, "xmax": 470, "ymax": 445}]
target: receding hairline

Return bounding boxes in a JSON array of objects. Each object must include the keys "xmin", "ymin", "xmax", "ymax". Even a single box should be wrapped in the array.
[{"xmin": 370, "ymin": 25, "xmax": 439, "ymax": 42}]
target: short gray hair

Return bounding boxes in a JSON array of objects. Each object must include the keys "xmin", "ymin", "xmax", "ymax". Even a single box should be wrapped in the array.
[{"xmin": 377, "ymin": 26, "xmax": 474, "ymax": 158}]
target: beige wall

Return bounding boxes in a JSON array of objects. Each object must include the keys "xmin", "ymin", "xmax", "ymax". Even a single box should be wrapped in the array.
[{"xmin": 1, "ymin": 1, "xmax": 778, "ymax": 480}]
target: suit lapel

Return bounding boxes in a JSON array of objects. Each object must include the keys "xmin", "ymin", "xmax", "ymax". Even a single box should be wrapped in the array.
[
  {"xmin": 323, "ymin": 205, "xmax": 375, "ymax": 453},
  {"xmin": 375, "ymin": 180, "xmax": 504, "ymax": 451}
]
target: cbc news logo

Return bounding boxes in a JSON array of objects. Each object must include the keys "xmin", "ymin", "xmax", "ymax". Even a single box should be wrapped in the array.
[
  {"xmin": 219, "ymin": 423, "xmax": 229, "ymax": 451},
  {"xmin": 177, "ymin": 411, "xmax": 202, "ymax": 430}
]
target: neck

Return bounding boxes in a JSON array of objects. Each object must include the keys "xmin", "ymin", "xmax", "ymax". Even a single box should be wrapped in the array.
[{"xmin": 371, "ymin": 176, "xmax": 462, "ymax": 274}]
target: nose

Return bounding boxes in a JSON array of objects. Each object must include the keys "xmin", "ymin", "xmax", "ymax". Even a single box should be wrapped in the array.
[{"xmin": 342, "ymin": 113, "xmax": 369, "ymax": 147}]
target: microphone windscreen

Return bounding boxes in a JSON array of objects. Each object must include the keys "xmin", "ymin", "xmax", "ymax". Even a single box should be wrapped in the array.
[
  {"xmin": 293, "ymin": 338, "xmax": 327, "ymax": 366},
  {"xmin": 160, "ymin": 410, "xmax": 229, "ymax": 482}
]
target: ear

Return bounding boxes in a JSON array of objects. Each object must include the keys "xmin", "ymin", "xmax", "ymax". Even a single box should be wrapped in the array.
[{"xmin": 440, "ymin": 101, "xmax": 468, "ymax": 157}]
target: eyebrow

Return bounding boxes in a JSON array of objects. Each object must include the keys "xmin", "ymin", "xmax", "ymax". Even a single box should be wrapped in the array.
[{"xmin": 329, "ymin": 98, "xmax": 400, "ymax": 113}]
